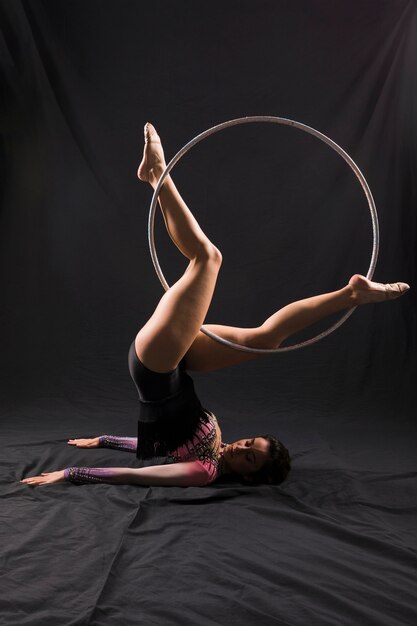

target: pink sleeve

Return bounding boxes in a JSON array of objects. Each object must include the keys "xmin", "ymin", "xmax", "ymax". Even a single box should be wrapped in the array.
[
  {"xmin": 193, "ymin": 460, "xmax": 218, "ymax": 485},
  {"xmin": 64, "ymin": 461, "xmax": 214, "ymax": 487}
]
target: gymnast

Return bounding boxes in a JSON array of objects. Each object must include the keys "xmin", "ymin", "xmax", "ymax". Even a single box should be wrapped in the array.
[{"xmin": 21, "ymin": 123, "xmax": 410, "ymax": 488}]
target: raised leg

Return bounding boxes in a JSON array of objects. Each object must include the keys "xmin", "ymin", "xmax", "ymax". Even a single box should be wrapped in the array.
[
  {"xmin": 185, "ymin": 276, "xmax": 410, "ymax": 371},
  {"xmin": 135, "ymin": 123, "xmax": 222, "ymax": 372}
]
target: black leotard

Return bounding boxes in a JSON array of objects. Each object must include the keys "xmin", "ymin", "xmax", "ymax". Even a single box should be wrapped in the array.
[{"xmin": 127, "ymin": 342, "xmax": 210, "ymax": 459}]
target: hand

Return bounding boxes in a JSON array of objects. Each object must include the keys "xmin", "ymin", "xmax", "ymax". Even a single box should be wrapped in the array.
[
  {"xmin": 67, "ymin": 437, "xmax": 100, "ymax": 448},
  {"xmin": 20, "ymin": 470, "xmax": 65, "ymax": 486}
]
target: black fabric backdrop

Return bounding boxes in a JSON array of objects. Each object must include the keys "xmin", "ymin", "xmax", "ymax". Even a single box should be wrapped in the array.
[{"xmin": 1, "ymin": 1, "xmax": 417, "ymax": 624}]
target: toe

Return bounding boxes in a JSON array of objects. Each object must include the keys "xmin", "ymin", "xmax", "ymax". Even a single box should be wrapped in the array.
[
  {"xmin": 394, "ymin": 282, "xmax": 410, "ymax": 294},
  {"xmin": 144, "ymin": 122, "xmax": 161, "ymax": 144}
]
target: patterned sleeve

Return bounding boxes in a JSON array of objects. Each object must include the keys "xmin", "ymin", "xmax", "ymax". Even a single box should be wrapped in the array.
[
  {"xmin": 64, "ymin": 467, "xmax": 112, "ymax": 484},
  {"xmin": 98, "ymin": 435, "xmax": 137, "ymax": 452}
]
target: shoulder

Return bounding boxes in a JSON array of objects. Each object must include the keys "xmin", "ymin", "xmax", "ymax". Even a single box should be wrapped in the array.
[
  {"xmin": 135, "ymin": 461, "xmax": 213, "ymax": 487},
  {"xmin": 193, "ymin": 458, "xmax": 219, "ymax": 485},
  {"xmin": 177, "ymin": 460, "xmax": 214, "ymax": 486}
]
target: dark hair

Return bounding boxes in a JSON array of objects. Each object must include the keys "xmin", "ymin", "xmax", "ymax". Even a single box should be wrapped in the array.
[{"xmin": 247, "ymin": 434, "xmax": 291, "ymax": 485}]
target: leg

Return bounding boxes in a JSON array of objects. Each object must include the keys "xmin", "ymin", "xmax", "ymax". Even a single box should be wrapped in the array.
[
  {"xmin": 185, "ymin": 276, "xmax": 410, "ymax": 372},
  {"xmin": 135, "ymin": 124, "xmax": 222, "ymax": 373}
]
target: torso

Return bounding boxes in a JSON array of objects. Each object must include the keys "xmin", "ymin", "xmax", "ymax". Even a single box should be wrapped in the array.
[{"xmin": 168, "ymin": 412, "xmax": 227, "ymax": 482}]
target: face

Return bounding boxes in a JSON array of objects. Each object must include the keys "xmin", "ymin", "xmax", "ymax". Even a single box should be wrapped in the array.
[{"xmin": 222, "ymin": 436, "xmax": 270, "ymax": 481}]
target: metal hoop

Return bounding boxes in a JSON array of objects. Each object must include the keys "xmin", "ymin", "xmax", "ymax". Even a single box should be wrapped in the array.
[{"xmin": 148, "ymin": 116, "xmax": 379, "ymax": 353}]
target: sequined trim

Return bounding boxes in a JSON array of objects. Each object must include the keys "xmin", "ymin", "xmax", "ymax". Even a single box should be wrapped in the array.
[
  {"xmin": 65, "ymin": 467, "xmax": 114, "ymax": 484},
  {"xmin": 99, "ymin": 435, "xmax": 137, "ymax": 452},
  {"xmin": 168, "ymin": 413, "xmax": 227, "ymax": 483}
]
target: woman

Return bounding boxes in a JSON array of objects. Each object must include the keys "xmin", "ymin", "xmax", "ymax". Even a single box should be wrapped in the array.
[{"xmin": 21, "ymin": 123, "xmax": 410, "ymax": 489}]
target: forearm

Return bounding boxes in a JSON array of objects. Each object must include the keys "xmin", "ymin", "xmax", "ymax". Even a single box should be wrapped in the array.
[
  {"xmin": 65, "ymin": 467, "xmax": 142, "ymax": 485},
  {"xmin": 98, "ymin": 435, "xmax": 138, "ymax": 453}
]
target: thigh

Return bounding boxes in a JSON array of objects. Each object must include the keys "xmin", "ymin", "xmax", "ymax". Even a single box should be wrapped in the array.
[
  {"xmin": 135, "ymin": 257, "xmax": 220, "ymax": 373},
  {"xmin": 184, "ymin": 324, "xmax": 269, "ymax": 372}
]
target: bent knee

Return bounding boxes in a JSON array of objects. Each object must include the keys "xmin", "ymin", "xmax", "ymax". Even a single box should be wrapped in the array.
[
  {"xmin": 197, "ymin": 241, "xmax": 223, "ymax": 266},
  {"xmin": 209, "ymin": 244, "xmax": 223, "ymax": 266}
]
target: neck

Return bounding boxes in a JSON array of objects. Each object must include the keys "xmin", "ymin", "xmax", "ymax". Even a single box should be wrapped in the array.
[{"xmin": 218, "ymin": 449, "xmax": 233, "ymax": 476}]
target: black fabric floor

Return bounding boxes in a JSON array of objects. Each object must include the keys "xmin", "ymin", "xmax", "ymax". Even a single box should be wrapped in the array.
[{"xmin": 3, "ymin": 380, "xmax": 417, "ymax": 626}]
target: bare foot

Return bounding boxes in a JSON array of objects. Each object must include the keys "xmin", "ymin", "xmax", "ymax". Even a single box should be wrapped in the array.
[
  {"xmin": 137, "ymin": 122, "xmax": 166, "ymax": 185},
  {"xmin": 349, "ymin": 274, "xmax": 410, "ymax": 304}
]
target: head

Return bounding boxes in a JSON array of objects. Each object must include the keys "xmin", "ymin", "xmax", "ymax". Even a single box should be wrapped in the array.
[{"xmin": 222, "ymin": 434, "xmax": 291, "ymax": 485}]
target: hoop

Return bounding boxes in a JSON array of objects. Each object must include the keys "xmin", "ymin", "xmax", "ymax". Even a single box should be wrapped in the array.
[{"xmin": 148, "ymin": 116, "xmax": 379, "ymax": 353}]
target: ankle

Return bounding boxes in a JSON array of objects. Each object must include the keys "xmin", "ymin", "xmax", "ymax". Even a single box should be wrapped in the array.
[
  {"xmin": 149, "ymin": 165, "xmax": 167, "ymax": 188},
  {"xmin": 344, "ymin": 283, "xmax": 359, "ymax": 306}
]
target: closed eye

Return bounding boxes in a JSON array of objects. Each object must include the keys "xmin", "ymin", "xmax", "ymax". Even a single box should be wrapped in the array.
[{"xmin": 246, "ymin": 439, "xmax": 256, "ymax": 464}]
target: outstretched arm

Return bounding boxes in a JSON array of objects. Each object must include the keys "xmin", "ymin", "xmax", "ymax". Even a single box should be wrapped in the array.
[
  {"xmin": 67, "ymin": 436, "xmax": 138, "ymax": 453},
  {"xmin": 20, "ymin": 461, "xmax": 211, "ymax": 487}
]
